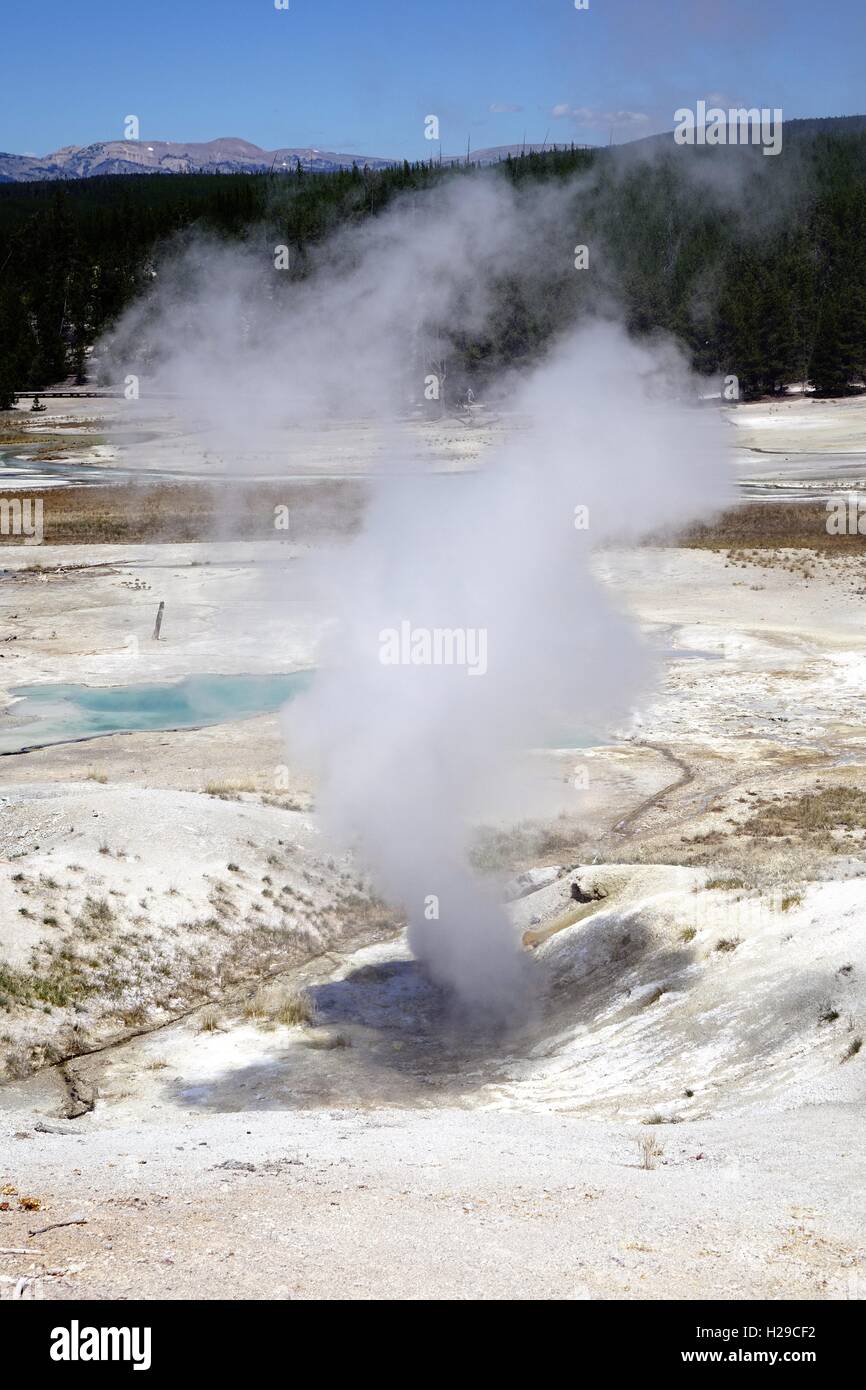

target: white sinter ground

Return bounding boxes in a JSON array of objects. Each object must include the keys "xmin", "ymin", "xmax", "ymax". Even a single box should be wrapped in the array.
[{"xmin": 0, "ymin": 394, "xmax": 865, "ymax": 1299}]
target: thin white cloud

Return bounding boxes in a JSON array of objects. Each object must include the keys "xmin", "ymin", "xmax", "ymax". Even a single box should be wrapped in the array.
[
  {"xmin": 489, "ymin": 102, "xmax": 524, "ymax": 114},
  {"xmin": 551, "ymin": 105, "xmax": 650, "ymax": 128}
]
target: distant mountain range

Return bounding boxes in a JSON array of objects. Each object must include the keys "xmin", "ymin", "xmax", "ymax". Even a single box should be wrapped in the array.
[
  {"xmin": 2, "ymin": 118, "xmax": 864, "ymax": 184},
  {"xmin": 0, "ymin": 138, "xmax": 395, "ymax": 182},
  {"xmin": 0, "ymin": 137, "xmax": 593, "ymax": 183}
]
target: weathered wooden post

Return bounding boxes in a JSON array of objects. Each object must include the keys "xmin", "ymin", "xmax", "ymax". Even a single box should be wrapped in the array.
[{"xmin": 152, "ymin": 601, "xmax": 165, "ymax": 641}]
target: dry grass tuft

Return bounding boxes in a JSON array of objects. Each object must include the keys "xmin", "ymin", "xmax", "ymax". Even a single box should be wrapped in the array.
[
  {"xmin": 1, "ymin": 480, "xmax": 362, "ymax": 546},
  {"xmin": 780, "ymin": 892, "xmax": 803, "ymax": 912},
  {"xmin": 244, "ymin": 983, "xmax": 318, "ymax": 1030},
  {"xmin": 638, "ymin": 1134, "xmax": 665, "ymax": 1170},
  {"xmin": 273, "ymin": 988, "xmax": 317, "ymax": 1028},
  {"xmin": 471, "ymin": 818, "xmax": 587, "ymax": 872},
  {"xmin": 205, "ymin": 779, "xmax": 259, "ymax": 800},
  {"xmin": 674, "ymin": 502, "xmax": 866, "ymax": 555},
  {"xmin": 116, "ymin": 1003, "xmax": 149, "ymax": 1028},
  {"xmin": 744, "ymin": 787, "xmax": 866, "ymax": 838}
]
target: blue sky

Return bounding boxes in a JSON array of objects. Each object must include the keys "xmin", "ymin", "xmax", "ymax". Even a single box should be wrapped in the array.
[{"xmin": 2, "ymin": 0, "xmax": 864, "ymax": 158}]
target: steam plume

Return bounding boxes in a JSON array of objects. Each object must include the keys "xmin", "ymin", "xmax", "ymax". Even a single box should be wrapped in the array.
[{"xmin": 102, "ymin": 173, "xmax": 732, "ymax": 1010}]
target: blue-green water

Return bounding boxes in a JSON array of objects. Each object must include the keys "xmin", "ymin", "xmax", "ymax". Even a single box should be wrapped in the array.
[
  {"xmin": 0, "ymin": 671, "xmax": 313, "ymax": 754},
  {"xmin": 0, "ymin": 640, "xmax": 720, "ymax": 756}
]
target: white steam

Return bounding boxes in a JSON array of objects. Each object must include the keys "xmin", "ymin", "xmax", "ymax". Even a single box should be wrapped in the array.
[
  {"xmin": 285, "ymin": 323, "xmax": 730, "ymax": 1011},
  {"xmin": 102, "ymin": 173, "xmax": 732, "ymax": 1012}
]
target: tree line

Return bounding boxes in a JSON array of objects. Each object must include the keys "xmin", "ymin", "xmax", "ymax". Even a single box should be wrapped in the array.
[{"xmin": 1, "ymin": 130, "xmax": 865, "ymax": 408}]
